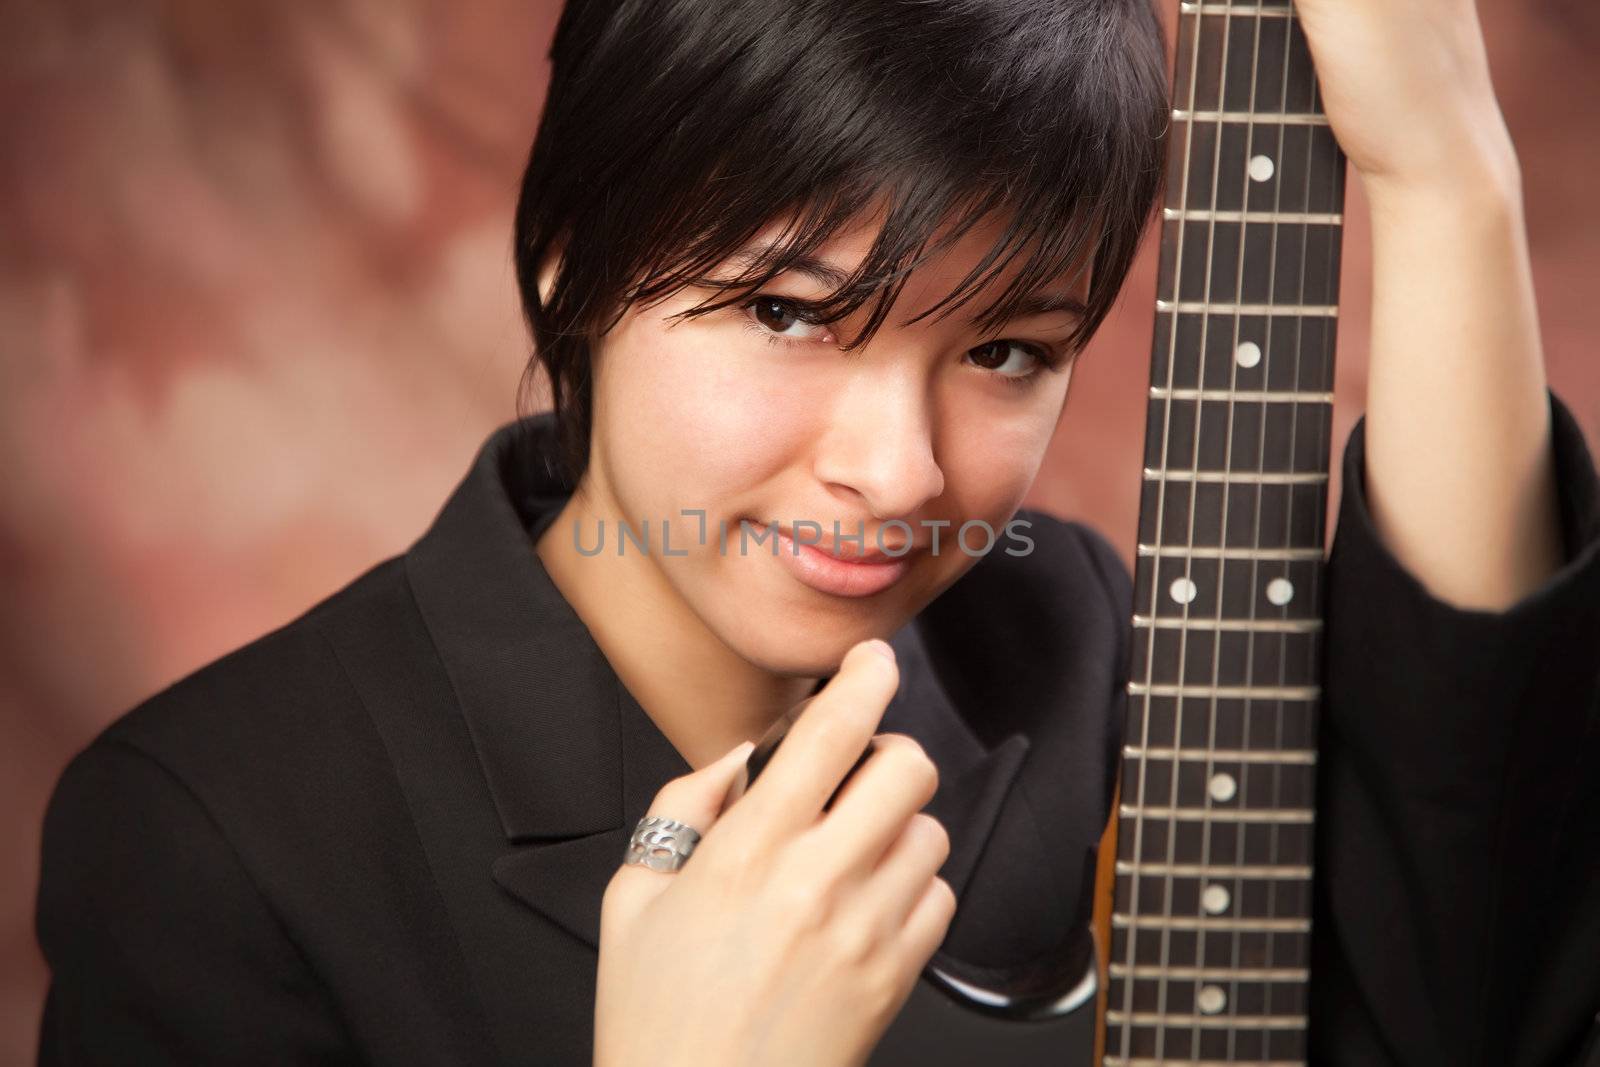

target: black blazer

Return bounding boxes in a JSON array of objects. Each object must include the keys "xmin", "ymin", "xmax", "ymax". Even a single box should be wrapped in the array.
[{"xmin": 34, "ymin": 394, "xmax": 1600, "ymax": 1066}]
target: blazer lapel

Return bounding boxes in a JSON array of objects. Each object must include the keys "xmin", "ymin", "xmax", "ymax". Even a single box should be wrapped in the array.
[
  {"xmin": 489, "ymin": 615, "xmax": 1032, "ymax": 952},
  {"xmin": 488, "ymin": 676, "xmax": 693, "ymax": 950}
]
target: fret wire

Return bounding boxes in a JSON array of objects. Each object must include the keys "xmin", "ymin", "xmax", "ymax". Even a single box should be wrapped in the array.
[
  {"xmin": 1110, "ymin": 964, "xmax": 1310, "ymax": 981},
  {"xmin": 1164, "ymin": 207, "xmax": 1343, "ymax": 225},
  {"xmin": 1120, "ymin": 805, "xmax": 1314, "ymax": 823},
  {"xmin": 1128, "ymin": 682, "xmax": 1320, "ymax": 700},
  {"xmin": 1156, "ymin": 299, "xmax": 1338, "ymax": 316},
  {"xmin": 1124, "ymin": 746, "xmax": 1318, "ymax": 765},
  {"xmin": 1115, "ymin": 861, "xmax": 1313, "ymax": 878},
  {"xmin": 1133, "ymin": 614, "xmax": 1323, "ymax": 632},
  {"xmin": 1150, "ymin": 385, "xmax": 1334, "ymax": 401},
  {"xmin": 1144, "ymin": 468, "xmax": 1328, "ymax": 485},
  {"xmin": 1112, "ymin": 915, "xmax": 1312, "ymax": 933},
  {"xmin": 1180, "ymin": 1, "xmax": 1295, "ymax": 14},
  {"xmin": 1173, "ymin": 108, "xmax": 1329, "ymax": 125},
  {"xmin": 1106, "ymin": 1010, "xmax": 1308, "ymax": 1029},
  {"xmin": 1136, "ymin": 545, "xmax": 1325, "ymax": 561}
]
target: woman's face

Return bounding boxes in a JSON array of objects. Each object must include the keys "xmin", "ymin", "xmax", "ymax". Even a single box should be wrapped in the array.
[{"xmin": 577, "ymin": 207, "xmax": 1090, "ymax": 677}]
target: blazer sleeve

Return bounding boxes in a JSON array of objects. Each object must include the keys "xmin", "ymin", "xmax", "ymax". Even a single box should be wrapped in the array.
[
  {"xmin": 34, "ymin": 739, "xmax": 356, "ymax": 1065},
  {"xmin": 1307, "ymin": 389, "xmax": 1600, "ymax": 1066}
]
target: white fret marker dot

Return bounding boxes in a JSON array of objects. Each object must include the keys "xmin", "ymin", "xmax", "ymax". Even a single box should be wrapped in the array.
[
  {"xmin": 1249, "ymin": 154, "xmax": 1276, "ymax": 182},
  {"xmin": 1266, "ymin": 577, "xmax": 1295, "ymax": 606},
  {"xmin": 1202, "ymin": 884, "xmax": 1232, "ymax": 915},
  {"xmin": 1209, "ymin": 772, "xmax": 1238, "ymax": 803},
  {"xmin": 1198, "ymin": 985, "xmax": 1228, "ymax": 1015},
  {"xmin": 1169, "ymin": 577, "xmax": 1198, "ymax": 605},
  {"xmin": 1235, "ymin": 341, "xmax": 1262, "ymax": 369}
]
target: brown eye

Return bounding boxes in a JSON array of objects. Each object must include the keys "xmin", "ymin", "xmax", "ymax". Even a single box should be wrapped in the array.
[
  {"xmin": 968, "ymin": 340, "xmax": 1042, "ymax": 379},
  {"xmin": 743, "ymin": 295, "xmax": 833, "ymax": 344},
  {"xmin": 753, "ymin": 297, "xmax": 803, "ymax": 333},
  {"xmin": 969, "ymin": 341, "xmax": 1008, "ymax": 370}
]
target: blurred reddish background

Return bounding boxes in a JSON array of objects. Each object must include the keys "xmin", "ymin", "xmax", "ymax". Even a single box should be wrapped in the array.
[{"xmin": 2, "ymin": 2, "xmax": 1596, "ymax": 1061}]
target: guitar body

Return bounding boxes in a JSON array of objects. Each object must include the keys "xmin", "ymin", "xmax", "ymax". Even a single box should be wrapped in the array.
[
  {"xmin": 1105, "ymin": 1, "xmax": 1348, "ymax": 1063},
  {"xmin": 868, "ymin": 967, "xmax": 1098, "ymax": 1066}
]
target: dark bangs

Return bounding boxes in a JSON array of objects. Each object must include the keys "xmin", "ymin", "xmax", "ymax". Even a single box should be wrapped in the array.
[{"xmin": 513, "ymin": 0, "xmax": 1171, "ymax": 483}]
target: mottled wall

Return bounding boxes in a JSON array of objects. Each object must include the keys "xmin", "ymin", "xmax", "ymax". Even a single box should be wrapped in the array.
[{"xmin": 2, "ymin": 2, "xmax": 1596, "ymax": 1061}]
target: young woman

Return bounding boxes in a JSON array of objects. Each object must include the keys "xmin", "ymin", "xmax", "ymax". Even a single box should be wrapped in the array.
[{"xmin": 34, "ymin": 1, "xmax": 1600, "ymax": 1065}]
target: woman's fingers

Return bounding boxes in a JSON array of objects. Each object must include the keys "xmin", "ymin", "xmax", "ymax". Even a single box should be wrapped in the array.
[
  {"xmin": 605, "ymin": 738, "xmax": 756, "ymax": 908},
  {"xmin": 655, "ymin": 736, "xmax": 758, "ymax": 828},
  {"xmin": 814, "ymin": 798, "xmax": 953, "ymax": 985},
  {"xmin": 894, "ymin": 875, "xmax": 959, "ymax": 977},
  {"xmin": 852, "ymin": 811, "xmax": 952, "ymax": 933},
  {"xmin": 805, "ymin": 732, "xmax": 940, "ymax": 883},
  {"xmin": 722, "ymin": 639, "xmax": 899, "ymax": 838}
]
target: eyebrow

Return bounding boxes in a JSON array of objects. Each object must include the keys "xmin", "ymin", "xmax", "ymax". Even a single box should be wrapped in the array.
[{"xmin": 719, "ymin": 249, "xmax": 1088, "ymax": 322}]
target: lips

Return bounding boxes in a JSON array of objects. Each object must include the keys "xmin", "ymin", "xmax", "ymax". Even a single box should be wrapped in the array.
[
  {"xmin": 767, "ymin": 527, "xmax": 914, "ymax": 598},
  {"xmin": 759, "ymin": 521, "xmax": 920, "ymax": 562}
]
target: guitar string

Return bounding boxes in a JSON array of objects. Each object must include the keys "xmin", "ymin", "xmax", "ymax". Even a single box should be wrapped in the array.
[
  {"xmin": 1256, "ymin": 5, "xmax": 1303, "ymax": 1053},
  {"xmin": 1120, "ymin": 0, "xmax": 1216, "ymax": 1055},
  {"xmin": 1280, "ymin": 14, "xmax": 1344, "ymax": 1046},
  {"xmin": 1116, "ymin": 0, "xmax": 1209, "ymax": 1052},
  {"xmin": 1205, "ymin": 1, "xmax": 1295, "ymax": 1058},
  {"xmin": 1185, "ymin": 1, "xmax": 1268, "ymax": 1056},
  {"xmin": 1159, "ymin": 1, "xmax": 1241, "ymax": 1056},
  {"xmin": 1248, "ymin": 2, "xmax": 1299, "ymax": 1049},
  {"xmin": 1267, "ymin": 6, "xmax": 1332, "ymax": 1054},
  {"xmin": 1307, "ymin": 102, "xmax": 1341, "ymax": 1039}
]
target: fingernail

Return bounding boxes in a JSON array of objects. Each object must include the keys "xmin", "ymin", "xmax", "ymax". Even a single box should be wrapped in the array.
[{"xmin": 862, "ymin": 638, "xmax": 895, "ymax": 662}]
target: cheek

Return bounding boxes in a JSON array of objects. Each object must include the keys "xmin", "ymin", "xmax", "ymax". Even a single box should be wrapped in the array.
[
  {"xmin": 595, "ymin": 314, "xmax": 824, "ymax": 510},
  {"xmin": 939, "ymin": 404, "xmax": 1060, "ymax": 524}
]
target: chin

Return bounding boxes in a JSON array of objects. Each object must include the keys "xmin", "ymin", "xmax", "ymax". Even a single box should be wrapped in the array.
[{"xmin": 721, "ymin": 621, "xmax": 882, "ymax": 678}]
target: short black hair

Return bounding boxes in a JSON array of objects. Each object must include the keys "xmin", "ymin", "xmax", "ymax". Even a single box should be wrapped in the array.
[{"xmin": 513, "ymin": 0, "xmax": 1170, "ymax": 483}]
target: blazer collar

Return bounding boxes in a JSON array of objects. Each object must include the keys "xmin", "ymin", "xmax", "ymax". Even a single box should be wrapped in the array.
[{"xmin": 405, "ymin": 411, "xmax": 1032, "ymax": 952}]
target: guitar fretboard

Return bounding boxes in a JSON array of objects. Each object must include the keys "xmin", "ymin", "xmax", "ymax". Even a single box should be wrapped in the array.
[{"xmin": 1107, "ymin": 1, "xmax": 1347, "ymax": 1063}]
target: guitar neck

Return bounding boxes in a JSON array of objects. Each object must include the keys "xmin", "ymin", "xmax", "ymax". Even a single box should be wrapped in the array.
[{"xmin": 1106, "ymin": 1, "xmax": 1348, "ymax": 1063}]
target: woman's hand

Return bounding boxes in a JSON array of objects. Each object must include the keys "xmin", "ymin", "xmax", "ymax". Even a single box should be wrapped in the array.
[
  {"xmin": 1293, "ymin": 0, "xmax": 1515, "ymax": 192},
  {"xmin": 593, "ymin": 639, "xmax": 955, "ymax": 1067}
]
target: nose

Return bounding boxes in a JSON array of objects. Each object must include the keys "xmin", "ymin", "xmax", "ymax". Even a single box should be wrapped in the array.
[{"xmin": 812, "ymin": 364, "xmax": 945, "ymax": 520}]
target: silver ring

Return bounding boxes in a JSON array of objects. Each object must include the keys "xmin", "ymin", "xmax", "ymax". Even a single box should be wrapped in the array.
[{"xmin": 622, "ymin": 815, "xmax": 702, "ymax": 873}]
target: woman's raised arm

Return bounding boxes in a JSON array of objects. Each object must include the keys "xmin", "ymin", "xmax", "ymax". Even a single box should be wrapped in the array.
[{"xmin": 1297, "ymin": 0, "xmax": 1564, "ymax": 611}]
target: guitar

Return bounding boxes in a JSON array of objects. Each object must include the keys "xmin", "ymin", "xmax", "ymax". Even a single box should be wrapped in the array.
[{"xmin": 1105, "ymin": 0, "xmax": 1348, "ymax": 1063}]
